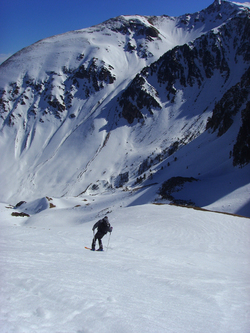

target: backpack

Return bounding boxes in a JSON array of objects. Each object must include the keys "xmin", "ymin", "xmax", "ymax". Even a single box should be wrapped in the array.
[{"xmin": 99, "ymin": 217, "xmax": 112, "ymax": 234}]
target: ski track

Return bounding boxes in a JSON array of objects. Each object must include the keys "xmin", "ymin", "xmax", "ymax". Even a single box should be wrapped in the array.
[{"xmin": 0, "ymin": 199, "xmax": 250, "ymax": 333}]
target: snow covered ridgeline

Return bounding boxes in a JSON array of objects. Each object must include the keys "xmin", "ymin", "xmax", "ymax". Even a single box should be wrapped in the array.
[
  {"xmin": 0, "ymin": 1, "xmax": 250, "ymax": 216},
  {"xmin": 1, "ymin": 196, "xmax": 250, "ymax": 333}
]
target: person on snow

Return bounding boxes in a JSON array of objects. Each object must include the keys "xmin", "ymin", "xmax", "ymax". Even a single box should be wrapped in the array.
[{"xmin": 91, "ymin": 216, "xmax": 113, "ymax": 251}]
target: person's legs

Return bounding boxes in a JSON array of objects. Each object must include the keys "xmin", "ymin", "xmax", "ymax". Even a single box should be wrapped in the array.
[
  {"xmin": 91, "ymin": 235, "xmax": 97, "ymax": 250},
  {"xmin": 92, "ymin": 232, "xmax": 104, "ymax": 250},
  {"xmin": 97, "ymin": 237, "xmax": 103, "ymax": 251}
]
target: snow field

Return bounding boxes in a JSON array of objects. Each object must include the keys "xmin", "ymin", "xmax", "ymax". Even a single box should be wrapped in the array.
[{"xmin": 1, "ymin": 197, "xmax": 250, "ymax": 333}]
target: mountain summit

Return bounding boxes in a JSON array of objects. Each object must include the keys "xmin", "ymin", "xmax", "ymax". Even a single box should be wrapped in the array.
[{"xmin": 0, "ymin": 0, "xmax": 249, "ymax": 217}]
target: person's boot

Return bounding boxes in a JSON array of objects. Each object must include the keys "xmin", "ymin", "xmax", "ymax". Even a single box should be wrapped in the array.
[{"xmin": 97, "ymin": 247, "xmax": 103, "ymax": 251}]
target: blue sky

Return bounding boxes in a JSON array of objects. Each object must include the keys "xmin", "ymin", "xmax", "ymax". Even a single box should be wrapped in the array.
[{"xmin": 0, "ymin": 0, "xmax": 247, "ymax": 63}]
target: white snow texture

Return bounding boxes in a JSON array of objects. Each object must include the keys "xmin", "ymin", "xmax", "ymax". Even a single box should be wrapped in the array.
[{"xmin": 1, "ymin": 194, "xmax": 250, "ymax": 333}]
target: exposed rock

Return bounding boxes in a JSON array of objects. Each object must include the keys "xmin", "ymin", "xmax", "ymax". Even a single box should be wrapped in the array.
[
  {"xmin": 11, "ymin": 212, "xmax": 30, "ymax": 217},
  {"xmin": 206, "ymin": 67, "xmax": 250, "ymax": 136},
  {"xmin": 159, "ymin": 176, "xmax": 199, "ymax": 203},
  {"xmin": 73, "ymin": 58, "xmax": 116, "ymax": 91},
  {"xmin": 233, "ymin": 101, "xmax": 250, "ymax": 166},
  {"xmin": 15, "ymin": 201, "xmax": 26, "ymax": 208},
  {"xmin": 119, "ymin": 74, "xmax": 161, "ymax": 123},
  {"xmin": 114, "ymin": 172, "xmax": 129, "ymax": 188}
]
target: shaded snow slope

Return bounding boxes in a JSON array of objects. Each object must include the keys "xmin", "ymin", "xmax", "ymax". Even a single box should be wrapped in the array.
[{"xmin": 1, "ymin": 196, "xmax": 250, "ymax": 333}]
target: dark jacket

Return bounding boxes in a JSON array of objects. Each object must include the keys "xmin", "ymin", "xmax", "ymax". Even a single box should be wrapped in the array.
[{"xmin": 92, "ymin": 216, "xmax": 112, "ymax": 235}]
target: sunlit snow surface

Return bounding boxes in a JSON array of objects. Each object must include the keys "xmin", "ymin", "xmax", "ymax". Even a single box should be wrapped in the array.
[
  {"xmin": 1, "ymin": 193, "xmax": 250, "ymax": 333},
  {"xmin": 0, "ymin": 1, "xmax": 250, "ymax": 217}
]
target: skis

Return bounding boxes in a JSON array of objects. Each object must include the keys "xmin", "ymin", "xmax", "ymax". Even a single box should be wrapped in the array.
[
  {"xmin": 85, "ymin": 246, "xmax": 103, "ymax": 251},
  {"xmin": 85, "ymin": 246, "xmax": 94, "ymax": 250}
]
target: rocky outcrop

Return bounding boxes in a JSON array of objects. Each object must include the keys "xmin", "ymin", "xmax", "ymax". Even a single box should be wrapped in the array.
[
  {"xmin": 118, "ymin": 13, "xmax": 250, "ymax": 124},
  {"xmin": 206, "ymin": 67, "xmax": 250, "ymax": 136},
  {"xmin": 0, "ymin": 58, "xmax": 116, "ymax": 126},
  {"xmin": 114, "ymin": 172, "xmax": 129, "ymax": 188},
  {"xmin": 233, "ymin": 101, "xmax": 250, "ymax": 167},
  {"xmin": 71, "ymin": 58, "xmax": 116, "ymax": 93},
  {"xmin": 118, "ymin": 74, "xmax": 161, "ymax": 123},
  {"xmin": 159, "ymin": 176, "xmax": 198, "ymax": 205}
]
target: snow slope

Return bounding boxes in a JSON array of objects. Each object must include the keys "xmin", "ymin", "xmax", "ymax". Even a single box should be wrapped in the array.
[
  {"xmin": 0, "ymin": 0, "xmax": 250, "ymax": 216},
  {"xmin": 1, "ymin": 195, "xmax": 250, "ymax": 333}
]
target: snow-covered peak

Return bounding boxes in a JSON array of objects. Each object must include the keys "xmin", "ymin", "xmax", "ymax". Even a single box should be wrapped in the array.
[
  {"xmin": 0, "ymin": 1, "xmax": 249, "ymax": 217},
  {"xmin": 1, "ymin": 0, "xmax": 249, "ymax": 87}
]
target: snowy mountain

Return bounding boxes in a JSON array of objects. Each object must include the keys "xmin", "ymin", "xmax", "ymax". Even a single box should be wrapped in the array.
[
  {"xmin": 0, "ymin": 0, "xmax": 250, "ymax": 217},
  {"xmin": 1, "ymin": 2, "xmax": 250, "ymax": 331}
]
